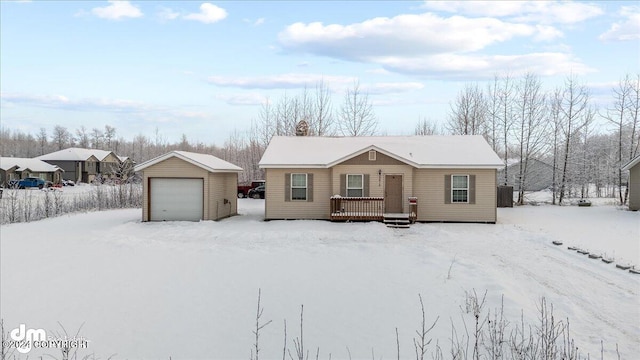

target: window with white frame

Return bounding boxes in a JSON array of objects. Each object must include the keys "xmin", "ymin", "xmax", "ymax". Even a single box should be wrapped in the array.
[
  {"xmin": 347, "ymin": 174, "xmax": 363, "ymax": 197},
  {"xmin": 368, "ymin": 150, "xmax": 376, "ymax": 161},
  {"xmin": 291, "ymin": 173, "xmax": 307, "ymax": 200},
  {"xmin": 451, "ymin": 175, "xmax": 469, "ymax": 203}
]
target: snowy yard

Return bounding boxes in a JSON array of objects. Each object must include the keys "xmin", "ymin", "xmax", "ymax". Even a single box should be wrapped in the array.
[{"xmin": 1, "ymin": 199, "xmax": 638, "ymax": 359}]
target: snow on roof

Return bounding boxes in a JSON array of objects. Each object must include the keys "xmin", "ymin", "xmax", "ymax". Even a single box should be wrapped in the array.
[
  {"xmin": 37, "ymin": 147, "xmax": 117, "ymax": 162},
  {"xmin": 0, "ymin": 157, "xmax": 63, "ymax": 172},
  {"xmin": 134, "ymin": 150, "xmax": 243, "ymax": 173},
  {"xmin": 259, "ymin": 135, "xmax": 503, "ymax": 169},
  {"xmin": 622, "ymin": 154, "xmax": 640, "ymax": 171}
]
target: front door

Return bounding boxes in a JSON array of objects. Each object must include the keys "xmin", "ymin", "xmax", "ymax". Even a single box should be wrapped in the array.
[{"xmin": 385, "ymin": 175, "xmax": 403, "ymax": 213}]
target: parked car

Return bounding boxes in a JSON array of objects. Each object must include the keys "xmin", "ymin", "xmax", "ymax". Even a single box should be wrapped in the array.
[
  {"xmin": 247, "ymin": 184, "xmax": 265, "ymax": 199},
  {"xmin": 62, "ymin": 179, "xmax": 75, "ymax": 186},
  {"xmin": 237, "ymin": 180, "xmax": 265, "ymax": 198},
  {"xmin": 17, "ymin": 177, "xmax": 46, "ymax": 189}
]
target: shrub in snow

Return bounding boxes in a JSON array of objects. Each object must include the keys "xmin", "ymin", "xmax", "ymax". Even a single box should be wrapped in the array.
[{"xmin": 0, "ymin": 184, "xmax": 142, "ymax": 225}]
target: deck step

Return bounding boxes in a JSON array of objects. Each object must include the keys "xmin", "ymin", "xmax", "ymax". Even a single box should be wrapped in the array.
[
  {"xmin": 384, "ymin": 219, "xmax": 410, "ymax": 224},
  {"xmin": 387, "ymin": 224, "xmax": 411, "ymax": 229},
  {"xmin": 384, "ymin": 213, "xmax": 412, "ymax": 228}
]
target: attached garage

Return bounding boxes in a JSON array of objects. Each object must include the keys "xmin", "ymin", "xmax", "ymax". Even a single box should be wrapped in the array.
[{"xmin": 134, "ymin": 151, "xmax": 243, "ymax": 221}]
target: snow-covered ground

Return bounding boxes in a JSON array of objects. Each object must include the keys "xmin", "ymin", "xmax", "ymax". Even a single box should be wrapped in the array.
[{"xmin": 1, "ymin": 199, "xmax": 638, "ymax": 359}]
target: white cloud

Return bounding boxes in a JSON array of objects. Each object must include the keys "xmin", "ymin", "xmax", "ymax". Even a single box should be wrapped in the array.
[
  {"xmin": 157, "ymin": 6, "xmax": 180, "ymax": 21},
  {"xmin": 364, "ymin": 82, "xmax": 424, "ymax": 95},
  {"xmin": 279, "ymin": 13, "xmax": 558, "ymax": 62},
  {"xmin": 0, "ymin": 93, "xmax": 209, "ymax": 120},
  {"xmin": 91, "ymin": 1, "xmax": 143, "ymax": 20},
  {"xmin": 183, "ymin": 3, "xmax": 227, "ymax": 24},
  {"xmin": 215, "ymin": 93, "xmax": 268, "ymax": 106},
  {"xmin": 207, "ymin": 73, "xmax": 356, "ymax": 89},
  {"xmin": 379, "ymin": 52, "xmax": 594, "ymax": 79},
  {"xmin": 599, "ymin": 6, "xmax": 640, "ymax": 41},
  {"xmin": 422, "ymin": 1, "xmax": 603, "ymax": 24},
  {"xmin": 253, "ymin": 18, "xmax": 265, "ymax": 26}
]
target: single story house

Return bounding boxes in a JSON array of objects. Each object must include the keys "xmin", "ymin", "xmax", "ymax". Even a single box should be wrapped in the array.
[
  {"xmin": 622, "ymin": 155, "xmax": 640, "ymax": 211},
  {"xmin": 258, "ymin": 135, "xmax": 504, "ymax": 223},
  {"xmin": 0, "ymin": 157, "xmax": 64, "ymax": 186},
  {"xmin": 134, "ymin": 150, "xmax": 243, "ymax": 221},
  {"xmin": 37, "ymin": 148, "xmax": 123, "ymax": 183},
  {"xmin": 497, "ymin": 158, "xmax": 554, "ymax": 191}
]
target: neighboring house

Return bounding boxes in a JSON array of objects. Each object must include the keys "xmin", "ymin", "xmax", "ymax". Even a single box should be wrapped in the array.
[
  {"xmin": 622, "ymin": 155, "xmax": 640, "ymax": 211},
  {"xmin": 0, "ymin": 157, "xmax": 64, "ymax": 186},
  {"xmin": 497, "ymin": 158, "xmax": 554, "ymax": 191},
  {"xmin": 259, "ymin": 136, "xmax": 503, "ymax": 223},
  {"xmin": 37, "ymin": 148, "xmax": 123, "ymax": 183},
  {"xmin": 134, "ymin": 151, "xmax": 243, "ymax": 221}
]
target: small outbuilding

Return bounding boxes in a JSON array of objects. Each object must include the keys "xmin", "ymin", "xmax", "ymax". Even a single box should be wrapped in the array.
[
  {"xmin": 134, "ymin": 151, "xmax": 243, "ymax": 221},
  {"xmin": 622, "ymin": 155, "xmax": 640, "ymax": 211}
]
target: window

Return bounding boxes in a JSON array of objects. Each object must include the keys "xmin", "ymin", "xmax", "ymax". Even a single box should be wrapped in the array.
[
  {"xmin": 291, "ymin": 173, "xmax": 307, "ymax": 200},
  {"xmin": 368, "ymin": 150, "xmax": 377, "ymax": 161},
  {"xmin": 347, "ymin": 174, "xmax": 363, "ymax": 197},
  {"xmin": 451, "ymin": 175, "xmax": 469, "ymax": 203}
]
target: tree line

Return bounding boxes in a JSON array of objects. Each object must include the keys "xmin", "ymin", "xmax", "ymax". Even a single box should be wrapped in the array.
[{"xmin": 1, "ymin": 73, "xmax": 638, "ymax": 205}]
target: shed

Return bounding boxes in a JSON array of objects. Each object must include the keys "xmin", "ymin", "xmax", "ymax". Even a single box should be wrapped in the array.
[
  {"xmin": 622, "ymin": 155, "xmax": 640, "ymax": 211},
  {"xmin": 134, "ymin": 151, "xmax": 243, "ymax": 221}
]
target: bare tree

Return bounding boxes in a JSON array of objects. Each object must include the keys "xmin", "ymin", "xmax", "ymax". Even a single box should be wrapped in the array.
[
  {"xmin": 337, "ymin": 80, "xmax": 377, "ymax": 136},
  {"xmin": 602, "ymin": 74, "xmax": 633, "ymax": 204},
  {"xmin": 36, "ymin": 127, "xmax": 48, "ymax": 155},
  {"xmin": 309, "ymin": 80, "xmax": 335, "ymax": 136},
  {"xmin": 104, "ymin": 125, "xmax": 116, "ymax": 149},
  {"xmin": 75, "ymin": 126, "xmax": 90, "ymax": 148},
  {"xmin": 486, "ymin": 75, "xmax": 502, "ymax": 153},
  {"xmin": 446, "ymin": 83, "xmax": 487, "ymax": 136},
  {"xmin": 91, "ymin": 127, "xmax": 104, "ymax": 149},
  {"xmin": 513, "ymin": 73, "xmax": 548, "ymax": 205},
  {"xmin": 558, "ymin": 75, "xmax": 590, "ymax": 204},
  {"xmin": 498, "ymin": 74, "xmax": 515, "ymax": 185},
  {"xmin": 52, "ymin": 125, "xmax": 72, "ymax": 150},
  {"xmin": 414, "ymin": 118, "xmax": 439, "ymax": 135}
]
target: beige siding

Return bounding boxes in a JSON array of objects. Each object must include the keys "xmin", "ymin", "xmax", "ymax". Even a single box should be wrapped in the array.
[
  {"xmin": 208, "ymin": 172, "xmax": 238, "ymax": 219},
  {"xmin": 140, "ymin": 157, "xmax": 210, "ymax": 221},
  {"xmin": 265, "ymin": 168, "xmax": 331, "ymax": 220},
  {"xmin": 331, "ymin": 164, "xmax": 415, "ymax": 213},
  {"xmin": 413, "ymin": 168, "xmax": 497, "ymax": 223},
  {"xmin": 629, "ymin": 164, "xmax": 640, "ymax": 211},
  {"xmin": 338, "ymin": 151, "xmax": 407, "ymax": 166}
]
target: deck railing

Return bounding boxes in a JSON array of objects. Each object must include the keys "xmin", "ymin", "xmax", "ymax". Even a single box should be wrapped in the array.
[{"xmin": 330, "ymin": 196, "xmax": 384, "ymax": 221}]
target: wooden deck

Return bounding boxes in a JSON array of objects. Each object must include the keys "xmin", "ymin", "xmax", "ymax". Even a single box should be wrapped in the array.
[{"xmin": 329, "ymin": 197, "xmax": 418, "ymax": 224}]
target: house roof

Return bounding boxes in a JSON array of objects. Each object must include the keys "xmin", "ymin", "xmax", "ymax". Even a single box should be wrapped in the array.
[
  {"xmin": 37, "ymin": 148, "xmax": 118, "ymax": 162},
  {"xmin": 134, "ymin": 150, "xmax": 243, "ymax": 173},
  {"xmin": 259, "ymin": 135, "xmax": 504, "ymax": 169},
  {"xmin": 0, "ymin": 157, "xmax": 64, "ymax": 172},
  {"xmin": 622, "ymin": 154, "xmax": 640, "ymax": 171}
]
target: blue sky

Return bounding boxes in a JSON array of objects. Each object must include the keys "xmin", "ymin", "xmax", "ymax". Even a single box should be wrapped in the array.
[{"xmin": 1, "ymin": 1, "xmax": 638, "ymax": 145}]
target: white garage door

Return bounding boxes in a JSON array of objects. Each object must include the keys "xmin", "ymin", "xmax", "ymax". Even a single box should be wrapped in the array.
[{"xmin": 150, "ymin": 178, "xmax": 203, "ymax": 221}]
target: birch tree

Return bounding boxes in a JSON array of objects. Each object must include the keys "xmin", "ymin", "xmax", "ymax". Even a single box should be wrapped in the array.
[
  {"xmin": 513, "ymin": 73, "xmax": 548, "ymax": 205},
  {"xmin": 558, "ymin": 76, "xmax": 590, "ymax": 205},
  {"xmin": 602, "ymin": 74, "xmax": 633, "ymax": 204}
]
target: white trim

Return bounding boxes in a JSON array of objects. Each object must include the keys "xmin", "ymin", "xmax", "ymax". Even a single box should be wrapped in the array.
[
  {"xmin": 346, "ymin": 174, "xmax": 364, "ymax": 197},
  {"xmin": 451, "ymin": 174, "xmax": 469, "ymax": 204},
  {"xmin": 290, "ymin": 173, "xmax": 308, "ymax": 201},
  {"xmin": 622, "ymin": 155, "xmax": 640, "ymax": 171}
]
